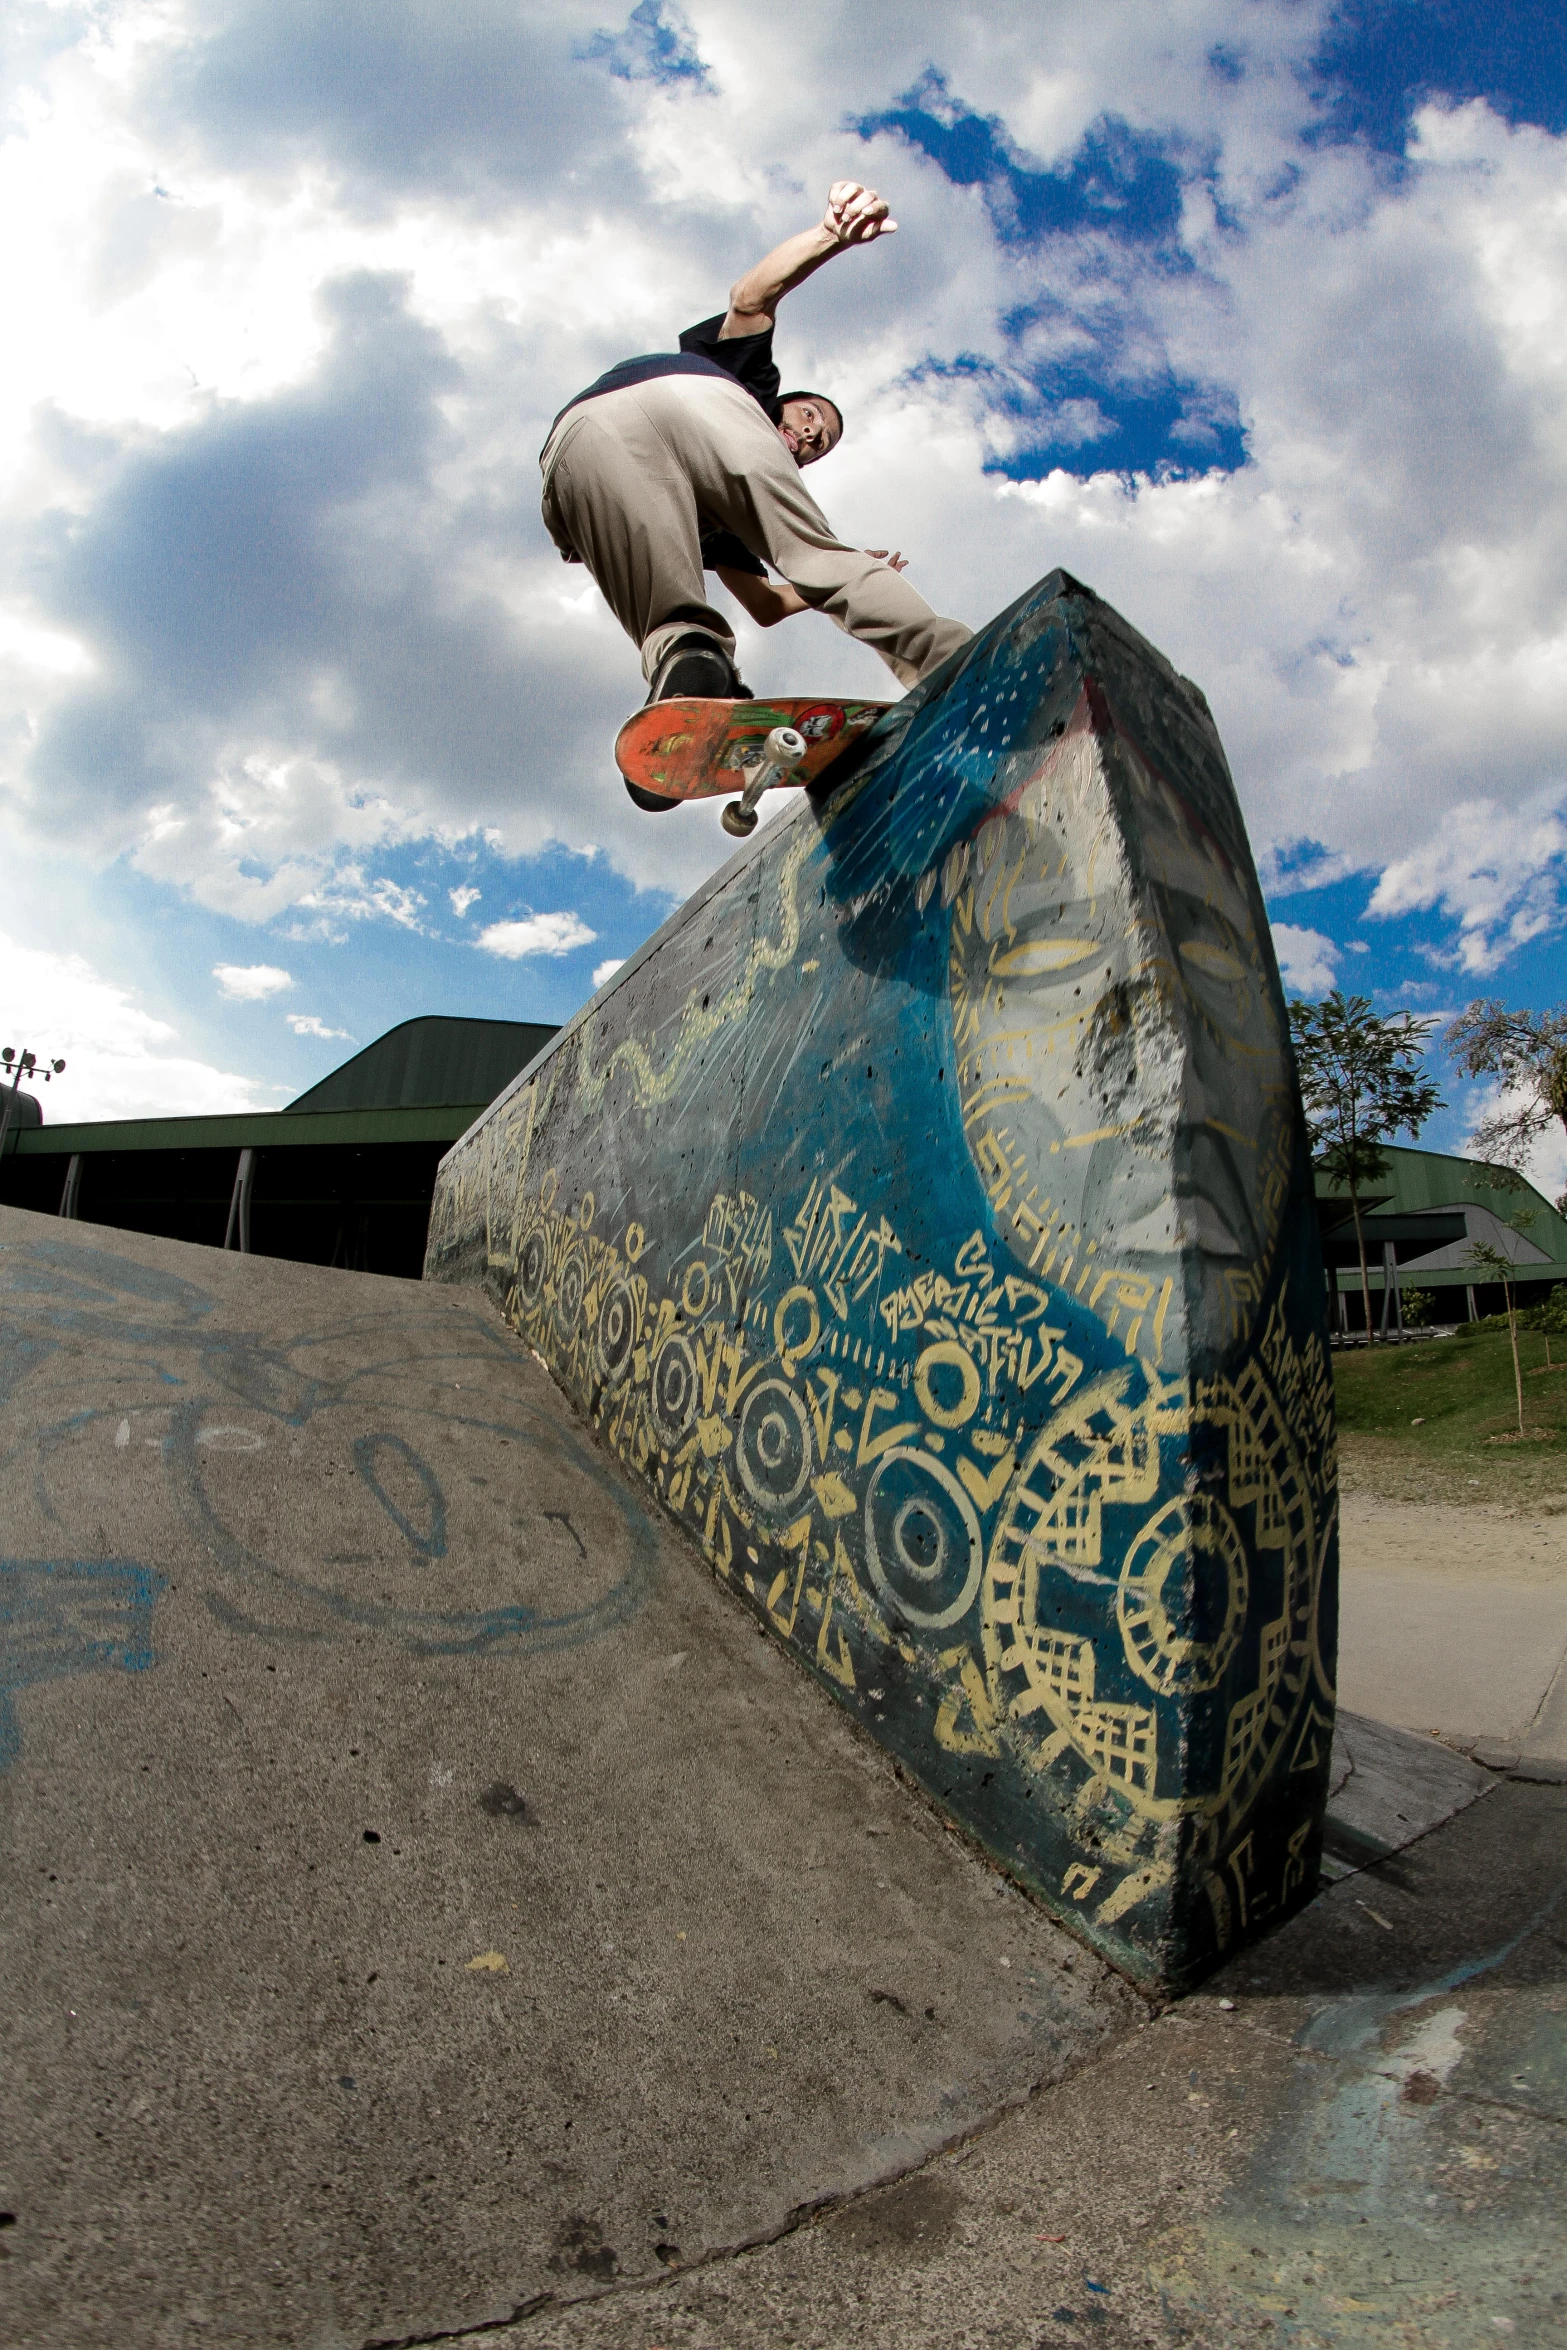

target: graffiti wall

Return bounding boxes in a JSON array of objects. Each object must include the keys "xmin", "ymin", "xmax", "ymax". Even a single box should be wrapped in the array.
[{"xmin": 425, "ymin": 570, "xmax": 1340, "ymax": 1989}]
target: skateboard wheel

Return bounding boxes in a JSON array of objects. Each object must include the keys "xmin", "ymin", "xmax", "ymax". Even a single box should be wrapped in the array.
[{"xmin": 721, "ymin": 802, "xmax": 760, "ymax": 838}]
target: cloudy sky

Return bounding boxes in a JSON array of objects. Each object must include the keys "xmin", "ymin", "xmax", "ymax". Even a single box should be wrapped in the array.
[{"xmin": 3, "ymin": 0, "xmax": 1565, "ymax": 1185}]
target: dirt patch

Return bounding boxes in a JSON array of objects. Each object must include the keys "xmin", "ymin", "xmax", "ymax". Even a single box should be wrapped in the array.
[
  {"xmin": 1338, "ymin": 1431, "xmax": 1567, "ymax": 1510},
  {"xmin": 830, "ymin": 2172, "xmax": 965, "ymax": 2258},
  {"xmin": 1341, "ymin": 1493, "xmax": 1567, "ymax": 1585}
]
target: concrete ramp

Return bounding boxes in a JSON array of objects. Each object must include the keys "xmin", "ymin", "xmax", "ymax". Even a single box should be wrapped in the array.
[
  {"xmin": 427, "ymin": 570, "xmax": 1339, "ymax": 1992},
  {"xmin": 4, "ymin": 1211, "xmax": 1557, "ymax": 2350},
  {"xmin": 0, "ymin": 1207, "xmax": 1135, "ymax": 2349}
]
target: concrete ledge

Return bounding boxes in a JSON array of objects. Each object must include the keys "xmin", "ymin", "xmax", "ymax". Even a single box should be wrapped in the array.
[
  {"xmin": 1468, "ymin": 1740, "xmax": 1567, "ymax": 1784},
  {"xmin": 427, "ymin": 571, "xmax": 1339, "ymax": 1992},
  {"xmin": 1321, "ymin": 1709, "xmax": 1493, "ymax": 1882}
]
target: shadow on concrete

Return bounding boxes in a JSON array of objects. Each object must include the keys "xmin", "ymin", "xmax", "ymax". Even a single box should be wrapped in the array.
[{"xmin": 1233, "ymin": 1776, "xmax": 1567, "ymax": 2005}]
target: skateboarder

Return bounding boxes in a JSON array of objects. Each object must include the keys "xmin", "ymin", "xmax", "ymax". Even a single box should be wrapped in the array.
[{"xmin": 540, "ymin": 180, "xmax": 972, "ymax": 801}]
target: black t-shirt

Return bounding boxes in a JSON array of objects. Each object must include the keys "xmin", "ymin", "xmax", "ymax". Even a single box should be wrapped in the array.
[
  {"xmin": 675, "ymin": 313, "xmax": 782, "ymax": 422},
  {"xmin": 548, "ymin": 314, "xmax": 778, "ymax": 577}
]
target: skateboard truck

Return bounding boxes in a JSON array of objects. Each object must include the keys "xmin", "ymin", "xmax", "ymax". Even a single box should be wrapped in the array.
[{"xmin": 721, "ymin": 726, "xmax": 808, "ymax": 838}]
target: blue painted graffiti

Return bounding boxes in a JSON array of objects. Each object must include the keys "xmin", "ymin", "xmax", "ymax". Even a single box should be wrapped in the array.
[
  {"xmin": 352, "ymin": 1431, "xmax": 449, "ymax": 1558},
  {"xmin": 0, "ymin": 1556, "xmax": 166, "ymax": 1772},
  {"xmin": 0, "ymin": 1232, "xmax": 659, "ymax": 1680}
]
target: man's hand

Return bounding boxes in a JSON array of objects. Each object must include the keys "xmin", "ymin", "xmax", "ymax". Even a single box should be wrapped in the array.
[
  {"xmin": 825, "ymin": 183, "xmax": 897, "ymax": 245},
  {"xmin": 724, "ymin": 180, "xmax": 899, "ymax": 336},
  {"xmin": 865, "ymin": 548, "xmax": 910, "ymax": 572}
]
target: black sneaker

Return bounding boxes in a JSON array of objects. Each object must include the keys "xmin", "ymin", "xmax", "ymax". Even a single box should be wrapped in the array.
[
  {"xmin": 647, "ymin": 630, "xmax": 749, "ymax": 703},
  {"xmin": 624, "ymin": 633, "xmax": 752, "ymax": 810}
]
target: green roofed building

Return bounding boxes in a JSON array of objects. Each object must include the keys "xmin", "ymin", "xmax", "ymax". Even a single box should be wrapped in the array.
[
  {"xmin": 5, "ymin": 1028, "xmax": 1563, "ymax": 1317},
  {"xmin": 1316, "ymin": 1142, "xmax": 1567, "ymax": 1336},
  {"xmin": 0, "ymin": 1016, "xmax": 556, "ymax": 1277}
]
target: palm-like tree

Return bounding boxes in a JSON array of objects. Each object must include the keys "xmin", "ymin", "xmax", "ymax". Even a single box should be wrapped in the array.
[{"xmin": 1288, "ymin": 993, "xmax": 1445, "ymax": 1343}]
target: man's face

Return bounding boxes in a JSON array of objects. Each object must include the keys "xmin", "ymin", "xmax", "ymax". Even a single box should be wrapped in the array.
[{"xmin": 777, "ymin": 397, "xmax": 841, "ymax": 467}]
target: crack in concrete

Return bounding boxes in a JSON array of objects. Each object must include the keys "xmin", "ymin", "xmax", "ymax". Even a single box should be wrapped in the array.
[
  {"xmin": 358, "ymin": 1987, "xmax": 1565, "ymax": 2349},
  {"xmin": 382, "ymin": 2009, "xmax": 1567, "ymax": 2350},
  {"xmin": 364, "ymin": 2294, "xmax": 556, "ymax": 2350},
  {"xmin": 360, "ymin": 1831, "xmax": 1567, "ymax": 2349},
  {"xmin": 1446, "ymin": 2085, "xmax": 1567, "ymax": 2130},
  {"xmin": 356, "ymin": 2006, "xmax": 1156, "ymax": 2350},
  {"xmin": 1518, "ymin": 1623, "xmax": 1567, "ymax": 1748}
]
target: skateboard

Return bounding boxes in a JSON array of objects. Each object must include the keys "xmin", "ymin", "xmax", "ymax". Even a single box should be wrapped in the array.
[{"xmin": 615, "ymin": 697, "xmax": 890, "ymax": 836}]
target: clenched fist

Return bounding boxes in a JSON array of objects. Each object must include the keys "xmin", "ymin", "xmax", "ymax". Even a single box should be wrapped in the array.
[{"xmin": 824, "ymin": 181, "xmax": 897, "ymax": 245}]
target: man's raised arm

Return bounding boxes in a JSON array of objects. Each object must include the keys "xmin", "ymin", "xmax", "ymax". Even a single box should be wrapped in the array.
[{"xmin": 720, "ymin": 181, "xmax": 897, "ymax": 339}]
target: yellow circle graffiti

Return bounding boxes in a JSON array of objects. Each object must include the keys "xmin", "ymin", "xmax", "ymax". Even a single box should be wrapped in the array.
[
  {"xmin": 1116, "ymin": 1494, "xmax": 1248, "ymax": 1697},
  {"xmin": 579, "ymin": 1191, "xmax": 596, "ymax": 1230},
  {"xmin": 623, "ymin": 1222, "xmax": 646, "ymax": 1263},
  {"xmin": 681, "ymin": 1258, "xmax": 712, "ymax": 1319},
  {"xmin": 914, "ymin": 1340, "xmax": 981, "ymax": 1429},
  {"xmin": 773, "ymin": 1285, "xmax": 821, "ymax": 1376}
]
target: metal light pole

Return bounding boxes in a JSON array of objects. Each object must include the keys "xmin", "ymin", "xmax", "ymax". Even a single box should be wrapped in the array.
[{"xmin": 0, "ymin": 1046, "xmax": 67, "ymax": 1161}]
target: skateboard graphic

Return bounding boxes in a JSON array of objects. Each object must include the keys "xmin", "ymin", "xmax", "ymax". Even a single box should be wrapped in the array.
[{"xmin": 615, "ymin": 697, "xmax": 890, "ymax": 836}]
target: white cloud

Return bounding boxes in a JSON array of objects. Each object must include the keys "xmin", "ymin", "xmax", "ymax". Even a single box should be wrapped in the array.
[
  {"xmin": 1, "ymin": 928, "xmax": 268, "ymax": 1120},
  {"xmin": 286, "ymin": 1013, "xmax": 353, "ymax": 1040},
  {"xmin": 0, "ymin": 1, "xmax": 1564, "ymax": 982},
  {"xmin": 1270, "ymin": 923, "xmax": 1338, "ymax": 996},
  {"xmin": 1528, "ymin": 1123, "xmax": 1567, "ymax": 1206},
  {"xmin": 213, "ymin": 961, "xmax": 294, "ymax": 1000},
  {"xmin": 1460, "ymin": 1075, "xmax": 1567, "ymax": 1204},
  {"xmin": 449, "ymin": 885, "xmax": 481, "ymax": 916},
  {"xmin": 1367, "ymin": 792, "xmax": 1567, "ymax": 973},
  {"xmin": 477, "ymin": 910, "xmax": 597, "ymax": 960},
  {"xmin": 591, "ymin": 956, "xmax": 625, "ymax": 988},
  {"xmin": 296, "ymin": 871, "xmax": 428, "ymax": 931}
]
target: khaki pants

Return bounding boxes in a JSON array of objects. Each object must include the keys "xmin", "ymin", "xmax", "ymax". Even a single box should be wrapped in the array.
[{"xmin": 539, "ymin": 374, "xmax": 971, "ymax": 688}]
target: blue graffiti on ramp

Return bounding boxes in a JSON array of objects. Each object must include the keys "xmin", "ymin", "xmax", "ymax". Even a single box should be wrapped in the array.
[{"xmin": 0, "ymin": 1557, "xmax": 166, "ymax": 1771}]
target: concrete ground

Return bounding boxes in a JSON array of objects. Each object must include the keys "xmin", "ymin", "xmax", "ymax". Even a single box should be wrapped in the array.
[
  {"xmin": 2, "ymin": 1206, "xmax": 1564, "ymax": 2350},
  {"xmin": 1336, "ymin": 1495, "xmax": 1567, "ymax": 1764},
  {"xmin": 501, "ymin": 1775, "xmax": 1567, "ymax": 2350}
]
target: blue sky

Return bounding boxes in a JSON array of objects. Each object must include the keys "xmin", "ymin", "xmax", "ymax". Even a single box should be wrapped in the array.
[{"xmin": 1, "ymin": 1, "xmax": 1564, "ymax": 1186}]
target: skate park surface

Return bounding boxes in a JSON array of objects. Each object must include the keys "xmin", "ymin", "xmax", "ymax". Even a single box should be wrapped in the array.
[{"xmin": 2, "ymin": 1206, "xmax": 1563, "ymax": 2350}]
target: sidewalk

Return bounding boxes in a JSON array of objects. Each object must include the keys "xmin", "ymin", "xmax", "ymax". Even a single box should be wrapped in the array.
[{"xmin": 1336, "ymin": 1493, "xmax": 1567, "ymax": 1765}]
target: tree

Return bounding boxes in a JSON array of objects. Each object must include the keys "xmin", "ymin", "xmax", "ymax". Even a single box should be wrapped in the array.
[
  {"xmin": 1288, "ymin": 993, "xmax": 1446, "ymax": 1344},
  {"xmin": 1466, "ymin": 1221, "xmax": 1532, "ymax": 1436},
  {"xmin": 1445, "ymin": 1000, "xmax": 1567, "ymax": 1174}
]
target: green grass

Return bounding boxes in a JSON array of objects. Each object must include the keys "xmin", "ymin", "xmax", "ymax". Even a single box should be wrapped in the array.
[{"xmin": 1332, "ymin": 1324, "xmax": 1567, "ymax": 1509}]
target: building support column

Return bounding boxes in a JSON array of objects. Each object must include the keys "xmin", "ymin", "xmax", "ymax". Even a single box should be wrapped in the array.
[
  {"xmin": 224, "ymin": 1148, "xmax": 256, "ymax": 1254},
  {"xmin": 58, "ymin": 1155, "xmax": 82, "ymax": 1220}
]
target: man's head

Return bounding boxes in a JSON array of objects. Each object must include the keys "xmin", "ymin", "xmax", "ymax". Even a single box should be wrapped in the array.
[{"xmin": 777, "ymin": 392, "xmax": 843, "ymax": 466}]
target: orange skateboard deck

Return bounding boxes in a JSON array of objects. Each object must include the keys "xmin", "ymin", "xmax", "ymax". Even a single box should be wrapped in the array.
[{"xmin": 615, "ymin": 697, "xmax": 890, "ymax": 811}]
